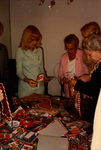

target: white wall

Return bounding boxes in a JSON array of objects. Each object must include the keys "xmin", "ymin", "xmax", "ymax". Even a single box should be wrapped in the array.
[{"xmin": 9, "ymin": 0, "xmax": 101, "ymax": 95}]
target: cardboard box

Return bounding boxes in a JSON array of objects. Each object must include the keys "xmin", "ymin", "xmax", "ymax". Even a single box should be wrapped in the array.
[
  {"xmin": 24, "ymin": 131, "xmax": 38, "ymax": 143},
  {"xmin": 0, "ymin": 133, "xmax": 12, "ymax": 139}
]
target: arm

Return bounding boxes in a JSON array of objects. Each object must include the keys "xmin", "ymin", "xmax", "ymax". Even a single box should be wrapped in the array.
[
  {"xmin": 58, "ymin": 57, "xmax": 67, "ymax": 84},
  {"xmin": 71, "ymin": 67, "xmax": 101, "ymax": 99},
  {"xmin": 16, "ymin": 48, "xmax": 26, "ymax": 80},
  {"xmin": 24, "ymin": 78, "xmax": 37, "ymax": 87},
  {"xmin": 75, "ymin": 80, "xmax": 97, "ymax": 97},
  {"xmin": 58, "ymin": 65, "xmax": 66, "ymax": 84},
  {"xmin": 76, "ymin": 49, "xmax": 89, "ymax": 76},
  {"xmin": 16, "ymin": 48, "xmax": 37, "ymax": 87},
  {"xmin": 58, "ymin": 59, "xmax": 64, "ymax": 80},
  {"xmin": 71, "ymin": 78, "xmax": 97, "ymax": 97},
  {"xmin": 39, "ymin": 52, "xmax": 45, "ymax": 74}
]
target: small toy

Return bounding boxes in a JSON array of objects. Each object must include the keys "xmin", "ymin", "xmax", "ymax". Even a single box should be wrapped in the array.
[
  {"xmin": 13, "ymin": 109, "xmax": 25, "ymax": 120},
  {"xmin": 36, "ymin": 74, "xmax": 44, "ymax": 82},
  {"xmin": 20, "ymin": 120, "xmax": 35, "ymax": 128}
]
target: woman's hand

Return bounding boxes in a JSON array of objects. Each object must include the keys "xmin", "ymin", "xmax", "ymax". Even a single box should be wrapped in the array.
[
  {"xmin": 78, "ymin": 74, "xmax": 91, "ymax": 82},
  {"xmin": 43, "ymin": 76, "xmax": 50, "ymax": 83},
  {"xmin": 24, "ymin": 78, "xmax": 37, "ymax": 87},
  {"xmin": 61, "ymin": 77, "xmax": 69, "ymax": 84},
  {"xmin": 0, "ymin": 90, "xmax": 4, "ymax": 102},
  {"xmin": 70, "ymin": 78, "xmax": 77, "ymax": 87},
  {"xmin": 28, "ymin": 79, "xmax": 37, "ymax": 87}
]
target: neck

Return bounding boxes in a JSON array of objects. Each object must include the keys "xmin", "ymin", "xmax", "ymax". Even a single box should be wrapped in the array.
[{"xmin": 69, "ymin": 55, "xmax": 76, "ymax": 61}]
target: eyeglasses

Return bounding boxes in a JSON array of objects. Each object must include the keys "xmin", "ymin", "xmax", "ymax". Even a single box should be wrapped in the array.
[{"xmin": 66, "ymin": 48, "xmax": 76, "ymax": 51}]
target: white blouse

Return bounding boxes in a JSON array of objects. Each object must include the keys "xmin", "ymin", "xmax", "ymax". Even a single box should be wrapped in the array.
[{"xmin": 68, "ymin": 59, "xmax": 76, "ymax": 78}]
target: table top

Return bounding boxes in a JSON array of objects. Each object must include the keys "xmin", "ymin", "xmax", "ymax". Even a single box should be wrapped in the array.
[{"xmin": 0, "ymin": 93, "xmax": 93, "ymax": 149}]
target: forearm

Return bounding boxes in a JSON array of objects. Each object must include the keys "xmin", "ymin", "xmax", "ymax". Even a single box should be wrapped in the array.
[
  {"xmin": 58, "ymin": 63, "xmax": 64, "ymax": 79},
  {"xmin": 16, "ymin": 48, "xmax": 25, "ymax": 80},
  {"xmin": 39, "ymin": 61, "xmax": 45, "ymax": 74},
  {"xmin": 17, "ymin": 70, "xmax": 26, "ymax": 80},
  {"xmin": 75, "ymin": 80, "xmax": 97, "ymax": 97},
  {"xmin": 23, "ymin": 77, "xmax": 29, "ymax": 83},
  {"xmin": 78, "ymin": 74, "xmax": 91, "ymax": 82},
  {"xmin": 24, "ymin": 77, "xmax": 37, "ymax": 87}
]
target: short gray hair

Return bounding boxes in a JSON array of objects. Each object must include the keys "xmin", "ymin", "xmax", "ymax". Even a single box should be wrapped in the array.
[{"xmin": 82, "ymin": 34, "xmax": 101, "ymax": 51}]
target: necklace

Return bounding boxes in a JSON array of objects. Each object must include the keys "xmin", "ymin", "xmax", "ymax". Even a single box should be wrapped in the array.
[{"xmin": 90, "ymin": 59, "xmax": 101, "ymax": 74}]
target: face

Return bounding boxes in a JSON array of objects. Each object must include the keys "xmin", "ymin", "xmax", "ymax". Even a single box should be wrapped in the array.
[
  {"xmin": 81, "ymin": 30, "xmax": 90, "ymax": 41},
  {"xmin": 29, "ymin": 38, "xmax": 38, "ymax": 51},
  {"xmin": 65, "ymin": 43, "xmax": 77, "ymax": 58},
  {"xmin": 81, "ymin": 27, "xmax": 94, "ymax": 41},
  {"xmin": 84, "ymin": 49, "xmax": 101, "ymax": 63}
]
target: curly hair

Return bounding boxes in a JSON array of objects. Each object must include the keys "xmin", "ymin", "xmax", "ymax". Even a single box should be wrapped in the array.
[{"xmin": 82, "ymin": 34, "xmax": 101, "ymax": 51}]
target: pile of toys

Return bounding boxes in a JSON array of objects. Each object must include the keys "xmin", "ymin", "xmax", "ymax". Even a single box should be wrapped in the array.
[{"xmin": 0, "ymin": 83, "xmax": 93, "ymax": 150}]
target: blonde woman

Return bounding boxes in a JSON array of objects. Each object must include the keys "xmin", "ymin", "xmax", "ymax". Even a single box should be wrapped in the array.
[
  {"xmin": 81, "ymin": 22, "xmax": 101, "ymax": 72},
  {"xmin": 16, "ymin": 25, "xmax": 45, "ymax": 98}
]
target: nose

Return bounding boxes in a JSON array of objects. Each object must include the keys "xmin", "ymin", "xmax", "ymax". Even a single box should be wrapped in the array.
[
  {"xmin": 82, "ymin": 37, "xmax": 85, "ymax": 41},
  {"xmin": 34, "ymin": 40, "xmax": 37, "ymax": 44}
]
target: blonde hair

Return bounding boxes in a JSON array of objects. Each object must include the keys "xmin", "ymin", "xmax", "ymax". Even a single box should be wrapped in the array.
[
  {"xmin": 19, "ymin": 25, "xmax": 42, "ymax": 50},
  {"xmin": 81, "ymin": 22, "xmax": 101, "ymax": 72},
  {"xmin": 81, "ymin": 22, "xmax": 100, "ymax": 36}
]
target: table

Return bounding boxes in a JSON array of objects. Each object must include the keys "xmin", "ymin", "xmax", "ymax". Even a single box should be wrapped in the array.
[{"xmin": 0, "ymin": 93, "xmax": 93, "ymax": 149}]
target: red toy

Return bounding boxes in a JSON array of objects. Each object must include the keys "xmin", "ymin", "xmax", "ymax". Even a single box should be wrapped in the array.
[
  {"xmin": 20, "ymin": 120, "xmax": 35, "ymax": 128},
  {"xmin": 36, "ymin": 74, "xmax": 44, "ymax": 82},
  {"xmin": 13, "ymin": 109, "xmax": 25, "ymax": 120}
]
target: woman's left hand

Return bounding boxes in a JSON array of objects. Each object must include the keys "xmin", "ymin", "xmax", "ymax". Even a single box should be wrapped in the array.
[
  {"xmin": 43, "ymin": 76, "xmax": 54, "ymax": 83},
  {"xmin": 24, "ymin": 78, "xmax": 37, "ymax": 87}
]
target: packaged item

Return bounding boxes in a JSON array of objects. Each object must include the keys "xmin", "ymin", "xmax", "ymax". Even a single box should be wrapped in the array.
[{"xmin": 36, "ymin": 74, "xmax": 44, "ymax": 82}]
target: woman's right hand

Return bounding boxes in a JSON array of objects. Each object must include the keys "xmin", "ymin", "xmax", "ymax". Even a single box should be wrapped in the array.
[
  {"xmin": 61, "ymin": 77, "xmax": 69, "ymax": 84},
  {"xmin": 28, "ymin": 79, "xmax": 37, "ymax": 87},
  {"xmin": 24, "ymin": 78, "xmax": 37, "ymax": 87}
]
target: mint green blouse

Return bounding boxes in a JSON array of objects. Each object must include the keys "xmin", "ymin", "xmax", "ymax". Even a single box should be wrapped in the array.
[{"xmin": 16, "ymin": 47, "xmax": 45, "ymax": 98}]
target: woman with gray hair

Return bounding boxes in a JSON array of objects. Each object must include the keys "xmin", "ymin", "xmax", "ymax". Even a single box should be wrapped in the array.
[
  {"xmin": 80, "ymin": 22, "xmax": 101, "ymax": 73},
  {"xmin": 71, "ymin": 34, "xmax": 101, "ymax": 122}
]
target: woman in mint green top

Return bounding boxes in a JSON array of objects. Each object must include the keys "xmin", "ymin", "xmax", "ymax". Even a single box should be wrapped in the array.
[{"xmin": 16, "ymin": 25, "xmax": 45, "ymax": 98}]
